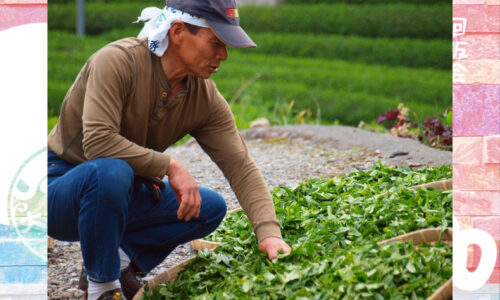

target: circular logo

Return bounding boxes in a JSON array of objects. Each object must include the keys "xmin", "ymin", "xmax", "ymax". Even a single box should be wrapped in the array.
[{"xmin": 8, "ymin": 147, "xmax": 47, "ymax": 262}]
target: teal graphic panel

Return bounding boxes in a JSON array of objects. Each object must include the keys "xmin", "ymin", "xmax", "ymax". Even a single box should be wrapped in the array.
[{"xmin": 0, "ymin": 149, "xmax": 47, "ymax": 298}]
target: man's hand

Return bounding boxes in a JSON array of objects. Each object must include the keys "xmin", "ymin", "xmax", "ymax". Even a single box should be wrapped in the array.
[
  {"xmin": 258, "ymin": 237, "xmax": 291, "ymax": 260},
  {"xmin": 167, "ymin": 156, "xmax": 201, "ymax": 222}
]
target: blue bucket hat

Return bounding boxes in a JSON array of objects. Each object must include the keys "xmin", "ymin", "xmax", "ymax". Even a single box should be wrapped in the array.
[{"xmin": 167, "ymin": 0, "xmax": 257, "ymax": 48}]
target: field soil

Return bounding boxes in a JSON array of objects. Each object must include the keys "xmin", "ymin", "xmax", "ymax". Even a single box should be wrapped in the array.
[
  {"xmin": 242, "ymin": 125, "xmax": 451, "ymax": 168},
  {"xmin": 48, "ymin": 125, "xmax": 451, "ymax": 299}
]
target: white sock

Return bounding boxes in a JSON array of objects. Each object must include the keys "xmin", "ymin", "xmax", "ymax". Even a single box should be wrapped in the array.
[
  {"xmin": 87, "ymin": 279, "xmax": 121, "ymax": 300},
  {"xmin": 119, "ymin": 247, "xmax": 131, "ymax": 270}
]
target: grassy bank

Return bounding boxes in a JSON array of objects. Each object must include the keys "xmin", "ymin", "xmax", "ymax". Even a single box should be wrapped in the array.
[{"xmin": 48, "ymin": 31, "xmax": 450, "ymax": 127}]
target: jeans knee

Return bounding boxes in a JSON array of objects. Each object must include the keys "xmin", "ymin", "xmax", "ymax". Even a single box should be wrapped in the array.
[
  {"xmin": 91, "ymin": 158, "xmax": 134, "ymax": 209},
  {"xmin": 214, "ymin": 194, "xmax": 227, "ymax": 221},
  {"xmin": 201, "ymin": 188, "xmax": 227, "ymax": 223},
  {"xmin": 98, "ymin": 158, "xmax": 133, "ymax": 180},
  {"xmin": 94, "ymin": 158, "xmax": 134, "ymax": 185}
]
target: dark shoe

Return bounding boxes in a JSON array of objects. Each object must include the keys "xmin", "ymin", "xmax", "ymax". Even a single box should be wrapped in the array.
[
  {"xmin": 119, "ymin": 265, "xmax": 144, "ymax": 300},
  {"xmin": 78, "ymin": 264, "xmax": 143, "ymax": 300},
  {"xmin": 97, "ymin": 288, "xmax": 124, "ymax": 300}
]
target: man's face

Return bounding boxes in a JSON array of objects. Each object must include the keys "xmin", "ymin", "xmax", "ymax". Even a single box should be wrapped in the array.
[{"xmin": 177, "ymin": 26, "xmax": 228, "ymax": 79}]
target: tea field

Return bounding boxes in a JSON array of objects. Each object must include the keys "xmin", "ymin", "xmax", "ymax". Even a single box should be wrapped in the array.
[{"xmin": 48, "ymin": 1, "xmax": 451, "ymax": 130}]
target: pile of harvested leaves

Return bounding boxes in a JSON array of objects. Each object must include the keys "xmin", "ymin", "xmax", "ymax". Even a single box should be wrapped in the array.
[{"xmin": 144, "ymin": 164, "xmax": 452, "ymax": 299}]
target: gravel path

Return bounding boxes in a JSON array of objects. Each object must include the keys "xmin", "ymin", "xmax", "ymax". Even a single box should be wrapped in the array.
[{"xmin": 47, "ymin": 125, "xmax": 451, "ymax": 299}]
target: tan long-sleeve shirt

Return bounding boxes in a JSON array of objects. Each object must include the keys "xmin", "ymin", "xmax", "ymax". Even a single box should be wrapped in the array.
[{"xmin": 48, "ymin": 37, "xmax": 281, "ymax": 242}]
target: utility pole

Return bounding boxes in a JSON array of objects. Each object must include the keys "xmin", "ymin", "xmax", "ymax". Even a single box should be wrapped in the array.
[{"xmin": 77, "ymin": 0, "xmax": 85, "ymax": 36}]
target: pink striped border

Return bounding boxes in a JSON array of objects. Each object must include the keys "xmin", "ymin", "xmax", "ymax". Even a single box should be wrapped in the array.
[
  {"xmin": 453, "ymin": 0, "xmax": 500, "ymax": 292},
  {"xmin": 0, "ymin": 0, "xmax": 46, "ymax": 31}
]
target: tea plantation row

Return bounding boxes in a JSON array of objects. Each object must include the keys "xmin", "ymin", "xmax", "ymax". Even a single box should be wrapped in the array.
[
  {"xmin": 48, "ymin": 30, "xmax": 450, "ymax": 125},
  {"xmin": 100, "ymin": 29, "xmax": 450, "ymax": 70},
  {"xmin": 49, "ymin": 3, "xmax": 450, "ymax": 39},
  {"xmin": 48, "ymin": 2, "xmax": 450, "ymax": 129}
]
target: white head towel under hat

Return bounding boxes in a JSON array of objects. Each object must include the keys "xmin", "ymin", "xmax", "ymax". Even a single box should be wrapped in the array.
[{"xmin": 135, "ymin": 6, "xmax": 209, "ymax": 57}]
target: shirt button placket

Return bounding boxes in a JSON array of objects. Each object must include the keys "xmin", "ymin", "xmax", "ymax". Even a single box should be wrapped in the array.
[{"xmin": 159, "ymin": 91, "xmax": 168, "ymax": 114}]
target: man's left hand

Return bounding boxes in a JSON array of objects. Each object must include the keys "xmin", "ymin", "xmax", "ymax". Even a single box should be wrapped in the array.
[{"xmin": 258, "ymin": 237, "xmax": 291, "ymax": 260}]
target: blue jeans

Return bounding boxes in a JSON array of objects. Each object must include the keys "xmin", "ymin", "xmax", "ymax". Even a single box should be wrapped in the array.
[{"xmin": 47, "ymin": 151, "xmax": 227, "ymax": 282}]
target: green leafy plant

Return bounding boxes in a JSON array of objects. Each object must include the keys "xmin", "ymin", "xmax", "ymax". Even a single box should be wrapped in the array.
[
  {"xmin": 374, "ymin": 105, "xmax": 452, "ymax": 150},
  {"xmin": 145, "ymin": 164, "xmax": 452, "ymax": 299}
]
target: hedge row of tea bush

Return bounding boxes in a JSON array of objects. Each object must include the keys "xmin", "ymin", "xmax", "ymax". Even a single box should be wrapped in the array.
[
  {"xmin": 99, "ymin": 28, "xmax": 450, "ymax": 69},
  {"xmin": 48, "ymin": 3, "xmax": 451, "ymax": 39},
  {"xmin": 48, "ymin": 30, "xmax": 450, "ymax": 125}
]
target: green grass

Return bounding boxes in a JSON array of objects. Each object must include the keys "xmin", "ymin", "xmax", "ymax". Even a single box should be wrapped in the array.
[
  {"xmin": 48, "ymin": 30, "xmax": 450, "ymax": 127},
  {"xmin": 49, "ymin": 3, "xmax": 451, "ymax": 39},
  {"xmin": 213, "ymin": 52, "xmax": 450, "ymax": 102},
  {"xmin": 213, "ymin": 52, "xmax": 450, "ymax": 125}
]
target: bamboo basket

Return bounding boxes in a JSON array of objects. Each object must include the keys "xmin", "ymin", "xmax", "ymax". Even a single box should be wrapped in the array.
[
  {"xmin": 378, "ymin": 228, "xmax": 453, "ymax": 300},
  {"xmin": 189, "ymin": 239, "xmax": 221, "ymax": 251},
  {"xmin": 133, "ymin": 259, "xmax": 191, "ymax": 300},
  {"xmin": 376, "ymin": 179, "xmax": 453, "ymax": 300},
  {"xmin": 375, "ymin": 179, "xmax": 452, "ymax": 199}
]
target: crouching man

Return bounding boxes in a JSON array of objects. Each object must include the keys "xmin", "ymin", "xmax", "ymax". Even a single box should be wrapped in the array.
[{"xmin": 47, "ymin": 0, "xmax": 290, "ymax": 299}]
